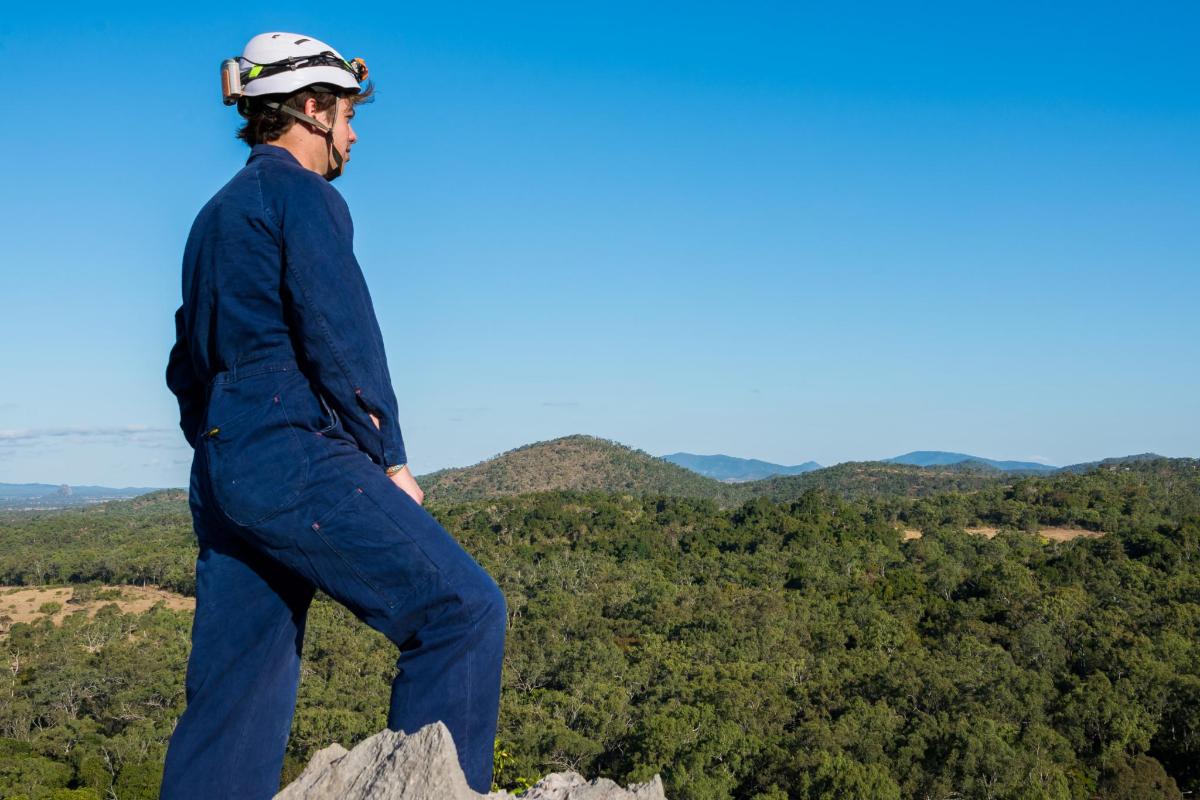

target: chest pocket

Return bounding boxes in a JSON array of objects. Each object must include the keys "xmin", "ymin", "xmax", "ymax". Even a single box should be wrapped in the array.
[{"xmin": 203, "ymin": 374, "xmax": 310, "ymax": 527}]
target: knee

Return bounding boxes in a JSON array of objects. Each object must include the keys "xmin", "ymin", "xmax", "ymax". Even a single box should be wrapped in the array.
[
  {"xmin": 419, "ymin": 564, "xmax": 506, "ymax": 640},
  {"xmin": 468, "ymin": 572, "xmax": 507, "ymax": 635}
]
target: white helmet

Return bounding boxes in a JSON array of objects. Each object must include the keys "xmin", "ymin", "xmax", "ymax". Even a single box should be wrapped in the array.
[{"xmin": 234, "ymin": 32, "xmax": 367, "ymax": 98}]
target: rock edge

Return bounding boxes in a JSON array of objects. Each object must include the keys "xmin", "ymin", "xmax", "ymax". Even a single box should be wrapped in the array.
[{"xmin": 274, "ymin": 720, "xmax": 666, "ymax": 800}]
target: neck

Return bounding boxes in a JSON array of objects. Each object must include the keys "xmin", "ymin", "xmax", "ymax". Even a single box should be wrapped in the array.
[{"xmin": 267, "ymin": 131, "xmax": 329, "ymax": 176}]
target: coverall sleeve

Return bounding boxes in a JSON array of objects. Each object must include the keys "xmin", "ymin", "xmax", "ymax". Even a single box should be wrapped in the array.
[
  {"xmin": 165, "ymin": 304, "xmax": 205, "ymax": 449},
  {"xmin": 278, "ymin": 183, "xmax": 408, "ymax": 470}
]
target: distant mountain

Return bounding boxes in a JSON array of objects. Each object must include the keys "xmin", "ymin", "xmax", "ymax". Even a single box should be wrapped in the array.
[
  {"xmin": 884, "ymin": 451, "xmax": 1059, "ymax": 473},
  {"xmin": 0, "ymin": 482, "xmax": 165, "ymax": 509},
  {"xmin": 418, "ymin": 438, "xmax": 1028, "ymax": 506},
  {"xmin": 419, "ymin": 434, "xmax": 745, "ymax": 505},
  {"xmin": 8, "ymin": 443, "xmax": 1187, "ymax": 515},
  {"xmin": 661, "ymin": 453, "xmax": 822, "ymax": 482},
  {"xmin": 743, "ymin": 460, "xmax": 1013, "ymax": 502}
]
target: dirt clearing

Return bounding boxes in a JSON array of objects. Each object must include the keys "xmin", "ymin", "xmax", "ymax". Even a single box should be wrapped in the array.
[
  {"xmin": 0, "ymin": 584, "xmax": 194, "ymax": 635},
  {"xmin": 901, "ymin": 527, "xmax": 1102, "ymax": 542},
  {"xmin": 1039, "ymin": 527, "xmax": 1105, "ymax": 542}
]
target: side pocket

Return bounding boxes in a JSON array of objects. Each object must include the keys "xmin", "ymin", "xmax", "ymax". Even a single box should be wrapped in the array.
[
  {"xmin": 354, "ymin": 387, "xmax": 386, "ymax": 439},
  {"xmin": 305, "ymin": 484, "xmax": 438, "ymax": 612},
  {"xmin": 203, "ymin": 385, "xmax": 310, "ymax": 527}
]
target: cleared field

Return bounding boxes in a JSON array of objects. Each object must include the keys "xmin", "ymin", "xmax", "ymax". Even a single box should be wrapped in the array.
[
  {"xmin": 1039, "ymin": 526, "xmax": 1105, "ymax": 542},
  {"xmin": 0, "ymin": 583, "xmax": 193, "ymax": 636},
  {"xmin": 901, "ymin": 527, "xmax": 1102, "ymax": 542},
  {"xmin": 967, "ymin": 526, "xmax": 1001, "ymax": 538}
]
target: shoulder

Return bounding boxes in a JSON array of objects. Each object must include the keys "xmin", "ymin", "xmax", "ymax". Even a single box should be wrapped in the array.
[
  {"xmin": 256, "ymin": 159, "xmax": 352, "ymax": 232},
  {"xmin": 186, "ymin": 163, "xmax": 267, "ymax": 241}
]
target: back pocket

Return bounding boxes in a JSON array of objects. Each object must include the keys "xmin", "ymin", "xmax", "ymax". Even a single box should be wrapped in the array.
[{"xmin": 203, "ymin": 383, "xmax": 309, "ymax": 527}]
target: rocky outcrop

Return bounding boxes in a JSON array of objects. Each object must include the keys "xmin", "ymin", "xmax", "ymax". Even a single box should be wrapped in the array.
[
  {"xmin": 500, "ymin": 770, "xmax": 666, "ymax": 800},
  {"xmin": 274, "ymin": 720, "xmax": 666, "ymax": 800}
]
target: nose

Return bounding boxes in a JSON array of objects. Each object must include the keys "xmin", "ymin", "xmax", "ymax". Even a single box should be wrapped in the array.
[{"xmin": 348, "ymin": 123, "xmax": 357, "ymax": 145}]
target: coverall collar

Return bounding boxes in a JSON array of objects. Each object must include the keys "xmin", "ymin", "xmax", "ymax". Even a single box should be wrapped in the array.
[{"xmin": 247, "ymin": 143, "xmax": 303, "ymax": 167}]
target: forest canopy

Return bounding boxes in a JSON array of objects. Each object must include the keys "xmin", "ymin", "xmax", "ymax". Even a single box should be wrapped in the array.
[{"xmin": 1, "ymin": 458, "xmax": 1197, "ymax": 799}]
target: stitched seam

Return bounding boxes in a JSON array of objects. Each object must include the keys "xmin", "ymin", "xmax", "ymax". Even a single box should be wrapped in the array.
[
  {"xmin": 361, "ymin": 489, "xmax": 446, "ymax": 589},
  {"xmin": 277, "ymin": 181, "xmax": 357, "ymax": 396},
  {"xmin": 232, "ymin": 363, "xmax": 296, "ymax": 381},
  {"xmin": 465, "ymin": 613, "xmax": 477, "ymax": 772},
  {"xmin": 206, "ymin": 379, "xmax": 307, "ymax": 527},
  {"xmin": 312, "ymin": 526, "xmax": 395, "ymax": 609},
  {"xmin": 310, "ymin": 489, "xmax": 397, "ymax": 609},
  {"xmin": 275, "ymin": 387, "xmax": 311, "ymax": 517},
  {"xmin": 282, "ymin": 258, "xmax": 384, "ymax": 459},
  {"xmin": 256, "ymin": 165, "xmax": 281, "ymax": 232},
  {"xmin": 276, "ymin": 182, "xmax": 386, "ymax": 460},
  {"xmin": 213, "ymin": 363, "xmax": 297, "ymax": 385},
  {"xmin": 224, "ymin": 610, "xmax": 296, "ymax": 789}
]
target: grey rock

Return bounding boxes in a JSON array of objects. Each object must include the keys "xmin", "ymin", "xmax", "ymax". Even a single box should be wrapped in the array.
[
  {"xmin": 273, "ymin": 721, "xmax": 474, "ymax": 800},
  {"xmin": 497, "ymin": 771, "xmax": 666, "ymax": 800},
  {"xmin": 274, "ymin": 720, "xmax": 666, "ymax": 800}
]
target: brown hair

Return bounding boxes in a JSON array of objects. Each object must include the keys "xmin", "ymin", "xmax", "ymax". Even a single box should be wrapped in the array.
[{"xmin": 236, "ymin": 81, "xmax": 375, "ymax": 147}]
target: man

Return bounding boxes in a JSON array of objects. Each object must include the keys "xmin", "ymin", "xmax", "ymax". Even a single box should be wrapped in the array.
[{"xmin": 160, "ymin": 32, "xmax": 505, "ymax": 798}]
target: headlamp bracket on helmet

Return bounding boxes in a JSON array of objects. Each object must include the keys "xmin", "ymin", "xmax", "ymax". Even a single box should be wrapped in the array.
[
  {"xmin": 221, "ymin": 58, "xmax": 244, "ymax": 106},
  {"xmin": 221, "ymin": 51, "xmax": 367, "ymax": 106}
]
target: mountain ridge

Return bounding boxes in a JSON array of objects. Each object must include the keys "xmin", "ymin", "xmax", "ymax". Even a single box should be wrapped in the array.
[
  {"xmin": 884, "ymin": 450, "xmax": 1058, "ymax": 473},
  {"xmin": 660, "ymin": 452, "xmax": 821, "ymax": 482},
  {"xmin": 3, "ymin": 441, "xmax": 1183, "ymax": 506}
]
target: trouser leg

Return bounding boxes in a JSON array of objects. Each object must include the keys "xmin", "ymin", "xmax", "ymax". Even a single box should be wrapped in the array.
[
  {"xmin": 160, "ymin": 460, "xmax": 316, "ymax": 800},
  {"xmin": 245, "ymin": 440, "xmax": 508, "ymax": 794},
  {"xmin": 383, "ymin": 497, "xmax": 508, "ymax": 793}
]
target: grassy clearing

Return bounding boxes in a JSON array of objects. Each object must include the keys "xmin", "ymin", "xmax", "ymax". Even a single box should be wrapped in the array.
[{"xmin": 0, "ymin": 583, "xmax": 193, "ymax": 636}]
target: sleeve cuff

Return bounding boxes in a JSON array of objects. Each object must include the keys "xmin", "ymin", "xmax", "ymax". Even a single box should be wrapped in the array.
[{"xmin": 382, "ymin": 439, "xmax": 407, "ymax": 472}]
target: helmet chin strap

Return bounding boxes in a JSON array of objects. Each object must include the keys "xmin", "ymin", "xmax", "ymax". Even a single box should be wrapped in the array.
[{"xmin": 265, "ymin": 100, "xmax": 345, "ymax": 181}]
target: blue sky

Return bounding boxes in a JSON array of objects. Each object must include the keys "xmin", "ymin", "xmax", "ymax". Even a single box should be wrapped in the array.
[{"xmin": 1, "ymin": 2, "xmax": 1197, "ymax": 488}]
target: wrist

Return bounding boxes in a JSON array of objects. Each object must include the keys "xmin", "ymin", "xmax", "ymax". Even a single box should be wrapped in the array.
[{"xmin": 385, "ymin": 463, "xmax": 407, "ymax": 477}]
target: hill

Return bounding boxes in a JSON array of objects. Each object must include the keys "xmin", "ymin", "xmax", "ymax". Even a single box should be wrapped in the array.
[
  {"xmin": 0, "ymin": 482, "xmax": 166, "ymax": 509},
  {"xmin": 419, "ymin": 434, "xmax": 746, "ymax": 505},
  {"xmin": 418, "ymin": 438, "xmax": 1194, "ymax": 507},
  {"xmin": 744, "ymin": 460, "xmax": 1015, "ymax": 501},
  {"xmin": 660, "ymin": 452, "xmax": 821, "ymax": 482},
  {"xmin": 0, "ymin": 489, "xmax": 196, "ymax": 591},
  {"xmin": 1059, "ymin": 452, "xmax": 1171, "ymax": 473},
  {"xmin": 884, "ymin": 450, "xmax": 1058, "ymax": 473}
]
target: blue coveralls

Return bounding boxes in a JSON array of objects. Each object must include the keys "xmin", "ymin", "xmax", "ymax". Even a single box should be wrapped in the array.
[{"xmin": 159, "ymin": 143, "xmax": 505, "ymax": 798}]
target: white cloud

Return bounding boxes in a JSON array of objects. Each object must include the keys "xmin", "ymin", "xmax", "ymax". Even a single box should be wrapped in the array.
[{"xmin": 0, "ymin": 425, "xmax": 176, "ymax": 448}]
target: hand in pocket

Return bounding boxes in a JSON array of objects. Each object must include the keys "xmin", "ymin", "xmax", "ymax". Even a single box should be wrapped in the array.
[
  {"xmin": 389, "ymin": 467, "xmax": 425, "ymax": 506},
  {"xmin": 370, "ymin": 412, "xmax": 423, "ymax": 505}
]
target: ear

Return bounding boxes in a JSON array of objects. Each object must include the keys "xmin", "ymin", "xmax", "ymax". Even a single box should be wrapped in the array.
[{"xmin": 304, "ymin": 97, "xmax": 321, "ymax": 119}]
